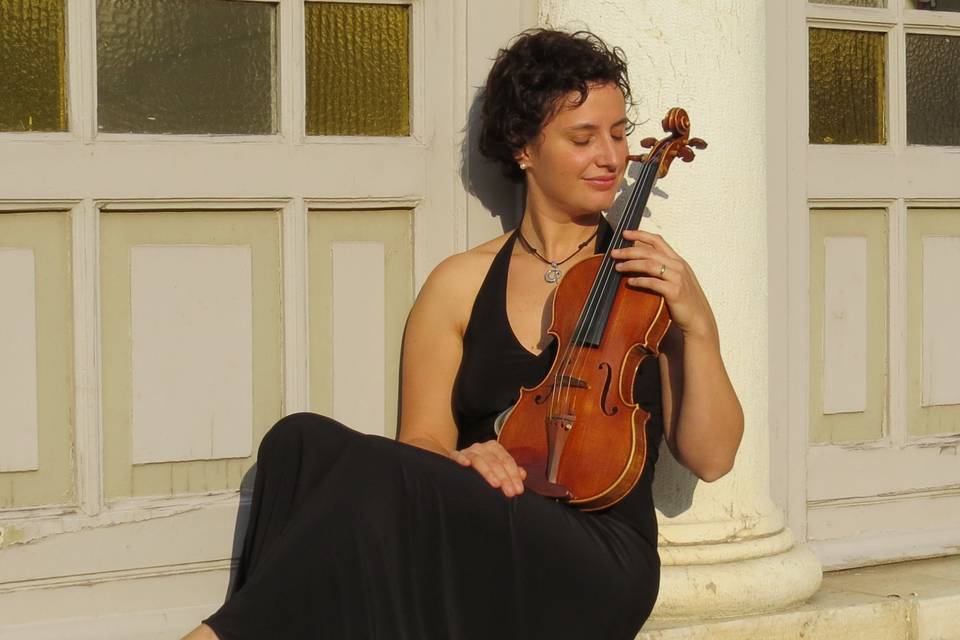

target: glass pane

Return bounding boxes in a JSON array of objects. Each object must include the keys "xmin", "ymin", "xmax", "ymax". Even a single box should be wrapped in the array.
[
  {"xmin": 912, "ymin": 0, "xmax": 960, "ymax": 12},
  {"xmin": 809, "ymin": 0, "xmax": 886, "ymax": 7},
  {"xmin": 809, "ymin": 28, "xmax": 887, "ymax": 145},
  {"xmin": 907, "ymin": 34, "xmax": 960, "ymax": 146},
  {"xmin": 96, "ymin": 0, "xmax": 277, "ymax": 135},
  {"xmin": 0, "ymin": 0, "xmax": 67, "ymax": 132},
  {"xmin": 305, "ymin": 2, "xmax": 410, "ymax": 137}
]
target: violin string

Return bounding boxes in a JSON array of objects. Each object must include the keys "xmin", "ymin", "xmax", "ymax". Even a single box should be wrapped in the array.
[
  {"xmin": 553, "ymin": 157, "xmax": 650, "ymax": 417},
  {"xmin": 557, "ymin": 157, "xmax": 655, "ymax": 419},
  {"xmin": 551, "ymin": 155, "xmax": 658, "ymax": 422},
  {"xmin": 552, "ymin": 168, "xmax": 643, "ymax": 421}
]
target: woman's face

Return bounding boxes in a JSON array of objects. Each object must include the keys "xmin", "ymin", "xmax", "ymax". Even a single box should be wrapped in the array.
[{"xmin": 518, "ymin": 82, "xmax": 629, "ymax": 219}]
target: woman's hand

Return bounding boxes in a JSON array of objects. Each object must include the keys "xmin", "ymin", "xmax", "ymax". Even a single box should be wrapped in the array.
[
  {"xmin": 450, "ymin": 441, "xmax": 527, "ymax": 498},
  {"xmin": 611, "ymin": 229, "xmax": 716, "ymax": 339}
]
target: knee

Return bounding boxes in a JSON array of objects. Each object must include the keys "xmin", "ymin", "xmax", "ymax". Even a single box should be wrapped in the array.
[
  {"xmin": 620, "ymin": 560, "xmax": 660, "ymax": 621},
  {"xmin": 257, "ymin": 412, "xmax": 353, "ymax": 462}
]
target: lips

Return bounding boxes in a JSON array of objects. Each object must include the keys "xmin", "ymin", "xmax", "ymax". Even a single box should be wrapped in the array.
[{"xmin": 584, "ymin": 175, "xmax": 618, "ymax": 189}]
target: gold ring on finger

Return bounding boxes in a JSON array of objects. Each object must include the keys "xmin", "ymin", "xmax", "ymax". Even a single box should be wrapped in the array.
[{"xmin": 659, "ymin": 263, "xmax": 667, "ymax": 277}]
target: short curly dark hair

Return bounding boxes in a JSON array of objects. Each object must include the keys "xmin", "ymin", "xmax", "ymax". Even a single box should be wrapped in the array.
[{"xmin": 478, "ymin": 29, "xmax": 632, "ymax": 183}]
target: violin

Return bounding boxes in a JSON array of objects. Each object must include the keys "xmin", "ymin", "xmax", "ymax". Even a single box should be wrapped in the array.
[{"xmin": 496, "ymin": 108, "xmax": 706, "ymax": 511}]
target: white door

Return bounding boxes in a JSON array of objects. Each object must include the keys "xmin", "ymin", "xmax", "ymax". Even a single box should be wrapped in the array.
[
  {"xmin": 770, "ymin": 0, "xmax": 960, "ymax": 569},
  {"xmin": 0, "ymin": 0, "xmax": 536, "ymax": 632}
]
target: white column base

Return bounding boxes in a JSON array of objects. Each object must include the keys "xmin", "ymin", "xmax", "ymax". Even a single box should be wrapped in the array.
[{"xmin": 651, "ymin": 540, "xmax": 822, "ymax": 620}]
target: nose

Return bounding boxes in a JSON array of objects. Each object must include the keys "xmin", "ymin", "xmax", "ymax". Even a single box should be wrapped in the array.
[{"xmin": 595, "ymin": 135, "xmax": 621, "ymax": 170}]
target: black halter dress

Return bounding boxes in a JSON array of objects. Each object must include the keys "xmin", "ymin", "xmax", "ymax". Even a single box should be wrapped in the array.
[{"xmin": 203, "ymin": 218, "xmax": 663, "ymax": 639}]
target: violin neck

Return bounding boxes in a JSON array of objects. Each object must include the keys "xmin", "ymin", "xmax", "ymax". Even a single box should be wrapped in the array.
[{"xmin": 572, "ymin": 159, "xmax": 660, "ymax": 347}]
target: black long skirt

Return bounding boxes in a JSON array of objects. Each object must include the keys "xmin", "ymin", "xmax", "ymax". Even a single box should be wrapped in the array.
[{"xmin": 203, "ymin": 412, "xmax": 660, "ymax": 639}]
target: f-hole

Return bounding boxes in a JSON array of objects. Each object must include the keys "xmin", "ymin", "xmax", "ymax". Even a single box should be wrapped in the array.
[{"xmin": 598, "ymin": 362, "xmax": 619, "ymax": 416}]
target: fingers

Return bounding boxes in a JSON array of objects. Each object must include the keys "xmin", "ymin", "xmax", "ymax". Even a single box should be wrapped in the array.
[
  {"xmin": 610, "ymin": 241, "xmax": 675, "ymax": 268},
  {"xmin": 454, "ymin": 442, "xmax": 526, "ymax": 498},
  {"xmin": 613, "ymin": 256, "xmax": 678, "ymax": 281},
  {"xmin": 620, "ymin": 228, "xmax": 681, "ymax": 259},
  {"xmin": 488, "ymin": 444, "xmax": 526, "ymax": 494},
  {"xmin": 623, "ymin": 275, "xmax": 679, "ymax": 295}
]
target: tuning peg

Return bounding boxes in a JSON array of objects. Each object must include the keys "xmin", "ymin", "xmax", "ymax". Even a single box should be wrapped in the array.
[
  {"xmin": 689, "ymin": 137, "xmax": 707, "ymax": 150},
  {"xmin": 640, "ymin": 137, "xmax": 656, "ymax": 148},
  {"xmin": 678, "ymin": 147, "xmax": 695, "ymax": 162}
]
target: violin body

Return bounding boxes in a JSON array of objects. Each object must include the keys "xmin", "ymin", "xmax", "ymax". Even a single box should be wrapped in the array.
[
  {"xmin": 496, "ymin": 107, "xmax": 704, "ymax": 511},
  {"xmin": 496, "ymin": 255, "xmax": 671, "ymax": 511}
]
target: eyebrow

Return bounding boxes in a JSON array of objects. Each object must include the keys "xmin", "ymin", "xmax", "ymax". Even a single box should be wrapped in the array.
[{"xmin": 563, "ymin": 117, "xmax": 629, "ymax": 132}]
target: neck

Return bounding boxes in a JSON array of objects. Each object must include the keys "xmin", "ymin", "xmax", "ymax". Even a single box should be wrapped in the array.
[{"xmin": 518, "ymin": 205, "xmax": 601, "ymax": 261}]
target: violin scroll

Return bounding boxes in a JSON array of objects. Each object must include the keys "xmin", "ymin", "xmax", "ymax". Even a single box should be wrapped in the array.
[{"xmin": 627, "ymin": 107, "xmax": 707, "ymax": 177}]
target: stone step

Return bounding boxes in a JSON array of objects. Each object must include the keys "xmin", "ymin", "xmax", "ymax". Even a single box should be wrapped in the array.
[
  {"xmin": 639, "ymin": 554, "xmax": 960, "ymax": 640},
  {"xmin": 1, "ymin": 555, "xmax": 958, "ymax": 639}
]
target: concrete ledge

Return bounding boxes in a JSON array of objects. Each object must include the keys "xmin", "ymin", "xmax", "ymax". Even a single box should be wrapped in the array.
[{"xmin": 639, "ymin": 554, "xmax": 960, "ymax": 640}]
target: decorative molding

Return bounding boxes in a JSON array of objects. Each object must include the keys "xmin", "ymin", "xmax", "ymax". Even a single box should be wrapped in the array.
[
  {"xmin": 97, "ymin": 199, "xmax": 290, "ymax": 212},
  {"xmin": 809, "ymin": 483, "xmax": 960, "ymax": 509},
  {"xmin": 306, "ymin": 197, "xmax": 421, "ymax": 210},
  {"xmin": 0, "ymin": 201, "xmax": 78, "ymax": 213}
]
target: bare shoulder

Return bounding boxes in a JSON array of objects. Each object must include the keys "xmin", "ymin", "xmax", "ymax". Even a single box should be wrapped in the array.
[{"xmin": 414, "ymin": 232, "xmax": 512, "ymax": 334}]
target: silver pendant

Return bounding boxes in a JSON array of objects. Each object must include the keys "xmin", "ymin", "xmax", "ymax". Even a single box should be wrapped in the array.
[{"xmin": 544, "ymin": 264, "xmax": 562, "ymax": 283}]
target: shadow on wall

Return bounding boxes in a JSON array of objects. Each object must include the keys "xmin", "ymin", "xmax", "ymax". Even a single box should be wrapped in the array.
[
  {"xmin": 460, "ymin": 88, "xmax": 524, "ymax": 234},
  {"xmin": 223, "ymin": 465, "xmax": 258, "ymax": 596},
  {"xmin": 459, "ymin": 87, "xmax": 698, "ymax": 517}
]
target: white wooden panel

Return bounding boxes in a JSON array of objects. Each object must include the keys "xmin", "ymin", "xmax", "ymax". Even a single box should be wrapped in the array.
[
  {"xmin": 809, "ymin": 522, "xmax": 960, "ymax": 571},
  {"xmin": 922, "ymin": 237, "xmax": 960, "ymax": 407},
  {"xmin": 808, "ymin": 443, "xmax": 960, "ymax": 502},
  {"xmin": 0, "ymin": 248, "xmax": 39, "ymax": 472},
  {"xmin": 808, "ymin": 490, "xmax": 960, "ymax": 569},
  {"xmin": 823, "ymin": 236, "xmax": 868, "ymax": 414},
  {"xmin": 0, "ymin": 500, "xmax": 240, "ymax": 583},
  {"xmin": 2, "ymin": 143, "xmax": 426, "ymax": 203},
  {"xmin": 130, "ymin": 246, "xmax": 253, "ymax": 464},
  {"xmin": 332, "ymin": 242, "xmax": 385, "ymax": 436}
]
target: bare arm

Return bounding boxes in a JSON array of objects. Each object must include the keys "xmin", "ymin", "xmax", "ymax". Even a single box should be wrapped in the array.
[
  {"xmin": 613, "ymin": 229, "xmax": 744, "ymax": 482},
  {"xmin": 397, "ymin": 252, "xmax": 527, "ymax": 497},
  {"xmin": 397, "ymin": 257, "xmax": 465, "ymax": 457},
  {"xmin": 658, "ymin": 323, "xmax": 743, "ymax": 482}
]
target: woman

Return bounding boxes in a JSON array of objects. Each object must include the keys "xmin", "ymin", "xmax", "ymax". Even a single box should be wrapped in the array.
[{"xmin": 185, "ymin": 29, "xmax": 742, "ymax": 640}]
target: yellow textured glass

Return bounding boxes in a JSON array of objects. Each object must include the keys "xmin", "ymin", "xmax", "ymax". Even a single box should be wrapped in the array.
[
  {"xmin": 907, "ymin": 34, "xmax": 960, "ymax": 146},
  {"xmin": 911, "ymin": 0, "xmax": 960, "ymax": 11},
  {"xmin": 809, "ymin": 0, "xmax": 886, "ymax": 7},
  {"xmin": 305, "ymin": 2, "xmax": 410, "ymax": 136},
  {"xmin": 0, "ymin": 0, "xmax": 67, "ymax": 132},
  {"xmin": 809, "ymin": 28, "xmax": 887, "ymax": 145},
  {"xmin": 97, "ymin": 0, "xmax": 277, "ymax": 134}
]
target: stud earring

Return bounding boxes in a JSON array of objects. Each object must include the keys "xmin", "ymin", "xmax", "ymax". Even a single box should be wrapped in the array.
[{"xmin": 519, "ymin": 162, "xmax": 527, "ymax": 170}]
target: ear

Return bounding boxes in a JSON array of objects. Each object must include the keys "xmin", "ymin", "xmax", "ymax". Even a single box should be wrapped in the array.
[{"xmin": 514, "ymin": 146, "xmax": 533, "ymax": 171}]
